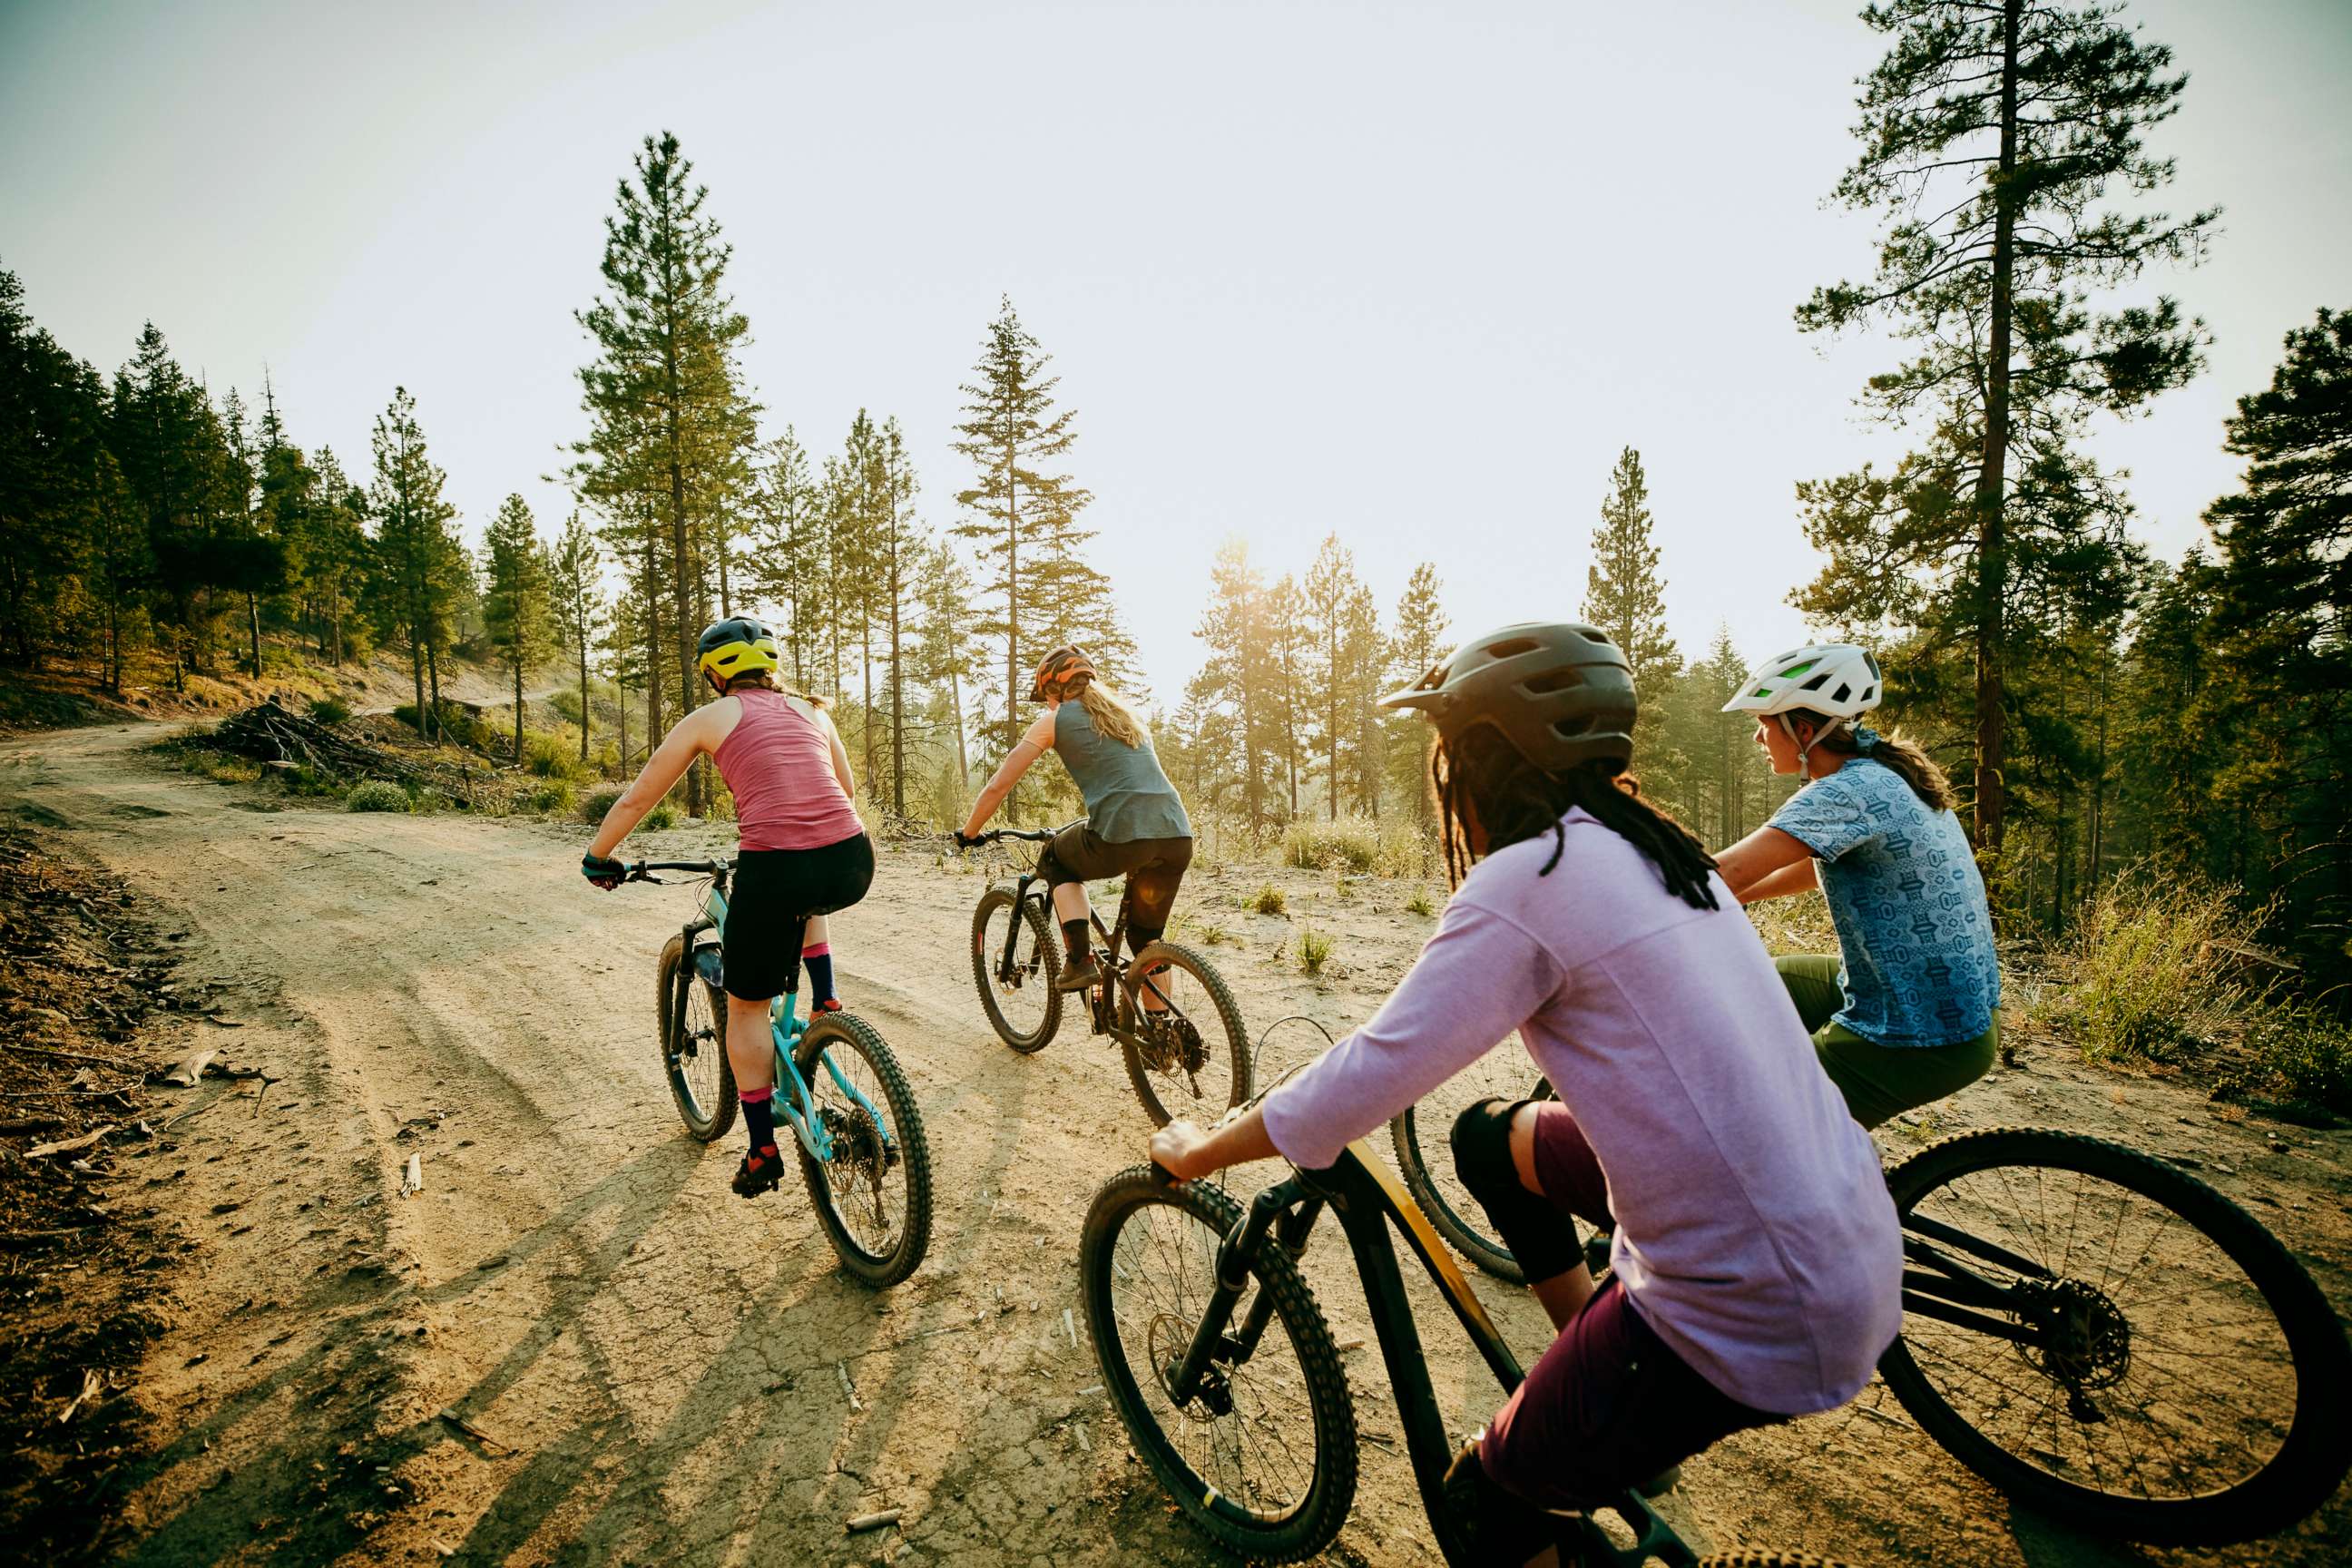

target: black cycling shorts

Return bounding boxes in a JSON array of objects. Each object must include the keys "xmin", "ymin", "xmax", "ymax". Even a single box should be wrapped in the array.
[
  {"xmin": 1037, "ymin": 824, "xmax": 1193, "ymax": 935},
  {"xmin": 721, "ymin": 831, "xmax": 874, "ymax": 1001}
]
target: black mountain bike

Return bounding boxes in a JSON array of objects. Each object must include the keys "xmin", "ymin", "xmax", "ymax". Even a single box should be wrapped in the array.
[
  {"xmin": 963, "ymin": 825, "xmax": 1250, "ymax": 1127},
  {"xmin": 1389, "ymin": 1064, "xmax": 2352, "ymax": 1546},
  {"xmin": 637, "ymin": 858, "xmax": 932, "ymax": 1289},
  {"xmin": 1081, "ymin": 1126, "xmax": 1847, "ymax": 1565}
]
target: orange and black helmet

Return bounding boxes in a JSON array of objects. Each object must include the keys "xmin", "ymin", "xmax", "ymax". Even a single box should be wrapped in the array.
[{"xmin": 1029, "ymin": 645, "xmax": 1095, "ymax": 703}]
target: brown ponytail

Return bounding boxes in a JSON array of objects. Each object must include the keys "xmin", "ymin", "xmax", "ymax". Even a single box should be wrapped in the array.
[{"xmin": 1789, "ymin": 710, "xmax": 1958, "ymax": 813}]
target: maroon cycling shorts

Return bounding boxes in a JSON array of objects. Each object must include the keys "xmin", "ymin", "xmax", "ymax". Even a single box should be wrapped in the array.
[{"xmin": 1476, "ymin": 1102, "xmax": 1785, "ymax": 1507}]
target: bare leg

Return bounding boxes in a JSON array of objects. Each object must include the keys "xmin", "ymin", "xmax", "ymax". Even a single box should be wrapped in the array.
[
  {"xmin": 803, "ymin": 914, "xmax": 828, "ymax": 949},
  {"xmin": 726, "ymin": 994, "xmax": 776, "ymax": 1094},
  {"xmin": 1049, "ymin": 882, "xmax": 1092, "ymax": 926},
  {"xmin": 1510, "ymin": 1102, "xmax": 1595, "ymax": 1330}
]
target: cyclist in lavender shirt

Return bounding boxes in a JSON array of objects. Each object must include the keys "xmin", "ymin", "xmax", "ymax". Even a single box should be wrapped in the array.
[{"xmin": 1146, "ymin": 623, "xmax": 1900, "ymax": 1560}]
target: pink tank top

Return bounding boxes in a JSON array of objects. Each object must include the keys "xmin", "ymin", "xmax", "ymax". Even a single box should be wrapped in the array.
[{"xmin": 713, "ymin": 689, "xmax": 865, "ymax": 851}]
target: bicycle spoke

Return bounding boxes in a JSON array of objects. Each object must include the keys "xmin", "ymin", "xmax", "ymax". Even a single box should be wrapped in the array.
[{"xmin": 1903, "ymin": 1157, "xmax": 2298, "ymax": 1503}]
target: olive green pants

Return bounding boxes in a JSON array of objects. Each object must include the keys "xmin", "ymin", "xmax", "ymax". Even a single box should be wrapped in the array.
[{"xmin": 1774, "ymin": 954, "xmax": 1997, "ymax": 1130}]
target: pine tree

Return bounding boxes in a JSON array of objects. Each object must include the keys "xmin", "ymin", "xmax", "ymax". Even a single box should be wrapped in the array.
[
  {"xmin": 877, "ymin": 416, "xmax": 925, "ymax": 816},
  {"xmin": 485, "ymin": 494, "xmax": 554, "ymax": 762},
  {"xmin": 745, "ymin": 427, "xmax": 821, "ymax": 687},
  {"xmin": 1302, "ymin": 534, "xmax": 1367, "ymax": 820},
  {"xmin": 573, "ymin": 131, "xmax": 756, "ymax": 813},
  {"xmin": 112, "ymin": 323, "xmax": 220, "ymax": 690},
  {"xmin": 2203, "ymin": 309, "xmax": 2352, "ymax": 984},
  {"xmin": 1192, "ymin": 541, "xmax": 1287, "ymax": 838},
  {"xmin": 1387, "ymin": 562, "xmax": 1449, "ymax": 825},
  {"xmin": 550, "ymin": 511, "xmax": 605, "ymax": 764},
  {"xmin": 915, "ymin": 539, "xmax": 984, "ymax": 791},
  {"xmin": 0, "ymin": 269, "xmax": 110, "ymax": 670},
  {"xmin": 1798, "ymin": 0, "xmax": 2215, "ymax": 856},
  {"xmin": 1582, "ymin": 446, "xmax": 1681, "ymax": 768},
  {"xmin": 367, "ymin": 387, "xmax": 461, "ymax": 738},
  {"xmin": 951, "ymin": 296, "xmax": 1093, "ymax": 772},
  {"xmin": 302, "ymin": 446, "xmax": 370, "ymax": 665}
]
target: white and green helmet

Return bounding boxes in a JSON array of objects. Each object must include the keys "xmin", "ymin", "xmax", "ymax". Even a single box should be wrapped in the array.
[{"xmin": 1720, "ymin": 642, "xmax": 1883, "ymax": 720}]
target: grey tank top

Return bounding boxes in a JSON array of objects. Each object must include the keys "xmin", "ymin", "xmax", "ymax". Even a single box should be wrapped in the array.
[{"xmin": 1054, "ymin": 701, "xmax": 1192, "ymax": 843}]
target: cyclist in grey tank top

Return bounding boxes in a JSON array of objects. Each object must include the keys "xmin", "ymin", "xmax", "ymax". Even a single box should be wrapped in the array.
[{"xmin": 956, "ymin": 646, "xmax": 1194, "ymax": 993}]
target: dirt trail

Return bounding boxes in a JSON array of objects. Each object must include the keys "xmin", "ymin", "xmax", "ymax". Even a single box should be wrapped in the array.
[{"xmin": 3, "ymin": 721, "xmax": 2346, "ymax": 1567}]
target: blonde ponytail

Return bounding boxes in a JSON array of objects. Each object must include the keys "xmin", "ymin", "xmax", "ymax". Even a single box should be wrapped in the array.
[{"xmin": 1076, "ymin": 679, "xmax": 1148, "ymax": 749}]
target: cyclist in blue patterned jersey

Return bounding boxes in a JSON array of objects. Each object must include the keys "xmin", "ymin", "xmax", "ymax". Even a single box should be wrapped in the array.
[{"xmin": 1711, "ymin": 642, "xmax": 2001, "ymax": 1128}]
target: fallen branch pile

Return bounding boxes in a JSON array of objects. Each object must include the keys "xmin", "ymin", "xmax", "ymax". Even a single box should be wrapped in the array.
[{"xmin": 209, "ymin": 700, "xmax": 466, "ymax": 804}]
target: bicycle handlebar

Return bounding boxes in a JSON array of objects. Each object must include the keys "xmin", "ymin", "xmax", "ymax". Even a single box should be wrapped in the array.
[
  {"xmin": 969, "ymin": 828, "xmax": 1057, "ymax": 846},
  {"xmin": 622, "ymin": 858, "xmax": 734, "ymax": 885}
]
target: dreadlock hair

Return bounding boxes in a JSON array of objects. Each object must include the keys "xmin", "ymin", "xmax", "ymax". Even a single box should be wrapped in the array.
[
  {"xmin": 1782, "ymin": 709, "xmax": 1955, "ymax": 812},
  {"xmin": 1433, "ymin": 723, "xmax": 1719, "ymax": 910}
]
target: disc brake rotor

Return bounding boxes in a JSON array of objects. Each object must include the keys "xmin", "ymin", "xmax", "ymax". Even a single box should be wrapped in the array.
[{"xmin": 2015, "ymin": 1277, "xmax": 2132, "ymax": 1399}]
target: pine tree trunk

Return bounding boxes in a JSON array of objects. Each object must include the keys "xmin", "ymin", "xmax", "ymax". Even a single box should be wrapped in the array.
[
  {"xmin": 514, "ymin": 657, "xmax": 526, "ymax": 764},
  {"xmin": 948, "ymin": 664, "xmax": 969, "ymax": 790},
  {"xmin": 247, "ymin": 592, "xmax": 262, "ymax": 679},
  {"xmin": 662, "ymin": 343, "xmax": 701, "ymax": 814},
  {"xmin": 618, "ymin": 684, "xmax": 631, "ymax": 774},
  {"xmin": 1972, "ymin": 0, "xmax": 2023, "ymax": 863},
  {"xmin": 1004, "ymin": 440, "xmax": 1022, "ymax": 819},
  {"xmin": 426, "ymin": 641, "xmax": 443, "ymax": 732},
  {"xmin": 642, "ymin": 526, "xmax": 663, "ymax": 751},
  {"xmin": 578, "ymin": 627, "xmax": 592, "ymax": 764},
  {"xmin": 410, "ymin": 639, "xmax": 426, "ymax": 739},
  {"xmin": 889, "ymin": 535, "xmax": 905, "ymax": 817}
]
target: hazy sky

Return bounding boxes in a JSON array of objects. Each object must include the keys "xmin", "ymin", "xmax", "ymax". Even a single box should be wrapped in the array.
[{"xmin": 5, "ymin": 0, "xmax": 2347, "ymax": 702}]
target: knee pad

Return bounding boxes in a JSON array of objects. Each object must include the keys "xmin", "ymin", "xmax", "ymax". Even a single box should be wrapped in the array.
[{"xmin": 1448, "ymin": 1098, "xmax": 1582, "ymax": 1284}]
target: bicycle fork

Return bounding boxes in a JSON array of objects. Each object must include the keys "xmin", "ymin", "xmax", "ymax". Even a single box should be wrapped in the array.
[{"xmin": 1163, "ymin": 1181, "xmax": 1322, "ymax": 1411}]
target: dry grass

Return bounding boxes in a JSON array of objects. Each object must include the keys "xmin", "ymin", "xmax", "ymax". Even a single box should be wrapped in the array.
[{"xmin": 2033, "ymin": 874, "xmax": 2264, "ymax": 1064}]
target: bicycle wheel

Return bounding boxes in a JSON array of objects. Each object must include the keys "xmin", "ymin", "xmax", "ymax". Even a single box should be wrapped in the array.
[
  {"xmin": 656, "ymin": 932, "xmax": 735, "ymax": 1142},
  {"xmin": 1081, "ymin": 1167, "xmax": 1357, "ymax": 1562},
  {"xmin": 790, "ymin": 1012, "xmax": 932, "ymax": 1289},
  {"xmin": 971, "ymin": 884, "xmax": 1062, "ymax": 1053},
  {"xmin": 1881, "ymin": 1126, "xmax": 2352, "ymax": 1544},
  {"xmin": 1119, "ymin": 941, "xmax": 1251, "ymax": 1129},
  {"xmin": 1390, "ymin": 1043, "xmax": 1550, "ymax": 1282}
]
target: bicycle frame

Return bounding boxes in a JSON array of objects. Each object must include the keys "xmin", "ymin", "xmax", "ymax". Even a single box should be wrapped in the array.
[
  {"xmin": 676, "ymin": 867, "xmax": 897, "ymax": 1163},
  {"xmin": 1171, "ymin": 1144, "xmax": 1697, "ymax": 1568},
  {"xmin": 990, "ymin": 846, "xmax": 1176, "ymax": 1030}
]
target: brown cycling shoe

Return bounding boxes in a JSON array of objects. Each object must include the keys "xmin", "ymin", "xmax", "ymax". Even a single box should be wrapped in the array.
[
  {"xmin": 1054, "ymin": 952, "xmax": 1102, "ymax": 993},
  {"xmin": 732, "ymin": 1143, "xmax": 786, "ymax": 1198}
]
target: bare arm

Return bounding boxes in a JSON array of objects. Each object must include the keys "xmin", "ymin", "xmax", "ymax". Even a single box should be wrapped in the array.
[
  {"xmin": 1712, "ymin": 826, "xmax": 1816, "ymax": 902},
  {"xmin": 1150, "ymin": 1102, "xmax": 1278, "ymax": 1181},
  {"xmin": 959, "ymin": 710, "xmax": 1056, "ymax": 838},
  {"xmin": 1737, "ymin": 858, "xmax": 1819, "ymax": 905},
  {"xmin": 588, "ymin": 707, "xmax": 718, "ymax": 859}
]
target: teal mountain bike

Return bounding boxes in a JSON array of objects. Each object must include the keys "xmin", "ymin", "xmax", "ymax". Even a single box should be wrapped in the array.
[{"xmin": 634, "ymin": 858, "xmax": 931, "ymax": 1288}]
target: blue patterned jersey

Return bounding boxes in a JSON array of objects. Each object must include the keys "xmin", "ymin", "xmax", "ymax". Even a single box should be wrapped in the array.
[{"xmin": 1768, "ymin": 757, "xmax": 1999, "ymax": 1047}]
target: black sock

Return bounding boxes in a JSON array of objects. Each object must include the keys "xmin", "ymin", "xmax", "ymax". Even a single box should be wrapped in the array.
[
  {"xmin": 740, "ymin": 1087, "xmax": 778, "ymax": 1154},
  {"xmin": 1061, "ymin": 919, "xmax": 1091, "ymax": 962}
]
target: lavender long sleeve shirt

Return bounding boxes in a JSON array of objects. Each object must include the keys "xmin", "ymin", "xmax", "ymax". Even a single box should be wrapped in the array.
[{"xmin": 1261, "ymin": 808, "xmax": 1903, "ymax": 1415}]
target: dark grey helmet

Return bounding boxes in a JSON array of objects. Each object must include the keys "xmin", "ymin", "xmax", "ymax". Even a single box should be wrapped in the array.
[{"xmin": 1379, "ymin": 622, "xmax": 1636, "ymax": 774}]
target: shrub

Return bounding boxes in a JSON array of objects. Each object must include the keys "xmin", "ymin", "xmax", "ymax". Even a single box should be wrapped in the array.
[
  {"xmin": 345, "ymin": 779, "xmax": 411, "ymax": 813},
  {"xmin": 1406, "ymin": 888, "xmax": 1436, "ymax": 917},
  {"xmin": 524, "ymin": 731, "xmax": 589, "ymax": 781},
  {"xmin": 579, "ymin": 785, "xmax": 623, "ymax": 824},
  {"xmin": 642, "ymin": 801, "xmax": 681, "ymax": 831},
  {"xmin": 523, "ymin": 780, "xmax": 575, "ymax": 816},
  {"xmin": 2034, "ymin": 875, "xmax": 2260, "ymax": 1063},
  {"xmin": 308, "ymin": 696, "xmax": 352, "ymax": 725},
  {"xmin": 1298, "ymin": 927, "xmax": 1334, "ymax": 977},
  {"xmin": 2230, "ymin": 1004, "xmax": 2352, "ymax": 1115},
  {"xmin": 1251, "ymin": 884, "xmax": 1287, "ymax": 916},
  {"xmin": 1286, "ymin": 819, "xmax": 1378, "ymax": 874},
  {"xmin": 548, "ymin": 689, "xmax": 585, "ymax": 726},
  {"xmin": 389, "ymin": 701, "xmax": 497, "ymax": 750}
]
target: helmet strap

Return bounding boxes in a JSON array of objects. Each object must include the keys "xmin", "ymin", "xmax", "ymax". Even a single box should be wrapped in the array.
[{"xmin": 1780, "ymin": 713, "xmax": 1847, "ymax": 777}]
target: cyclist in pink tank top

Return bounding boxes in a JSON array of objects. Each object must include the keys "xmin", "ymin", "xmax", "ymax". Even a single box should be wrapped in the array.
[{"xmin": 583, "ymin": 617, "xmax": 875, "ymax": 1200}]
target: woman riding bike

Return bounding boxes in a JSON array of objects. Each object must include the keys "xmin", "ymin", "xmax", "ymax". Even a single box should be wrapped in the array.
[
  {"xmin": 955, "ymin": 646, "xmax": 1192, "ymax": 998},
  {"xmin": 582, "ymin": 615, "xmax": 873, "ymax": 1200},
  {"xmin": 1711, "ymin": 642, "xmax": 2000, "ymax": 1129},
  {"xmin": 1144, "ymin": 622, "xmax": 1900, "ymax": 1561}
]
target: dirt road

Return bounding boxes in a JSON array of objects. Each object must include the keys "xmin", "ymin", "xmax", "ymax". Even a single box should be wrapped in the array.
[{"xmin": 5, "ymin": 720, "xmax": 2347, "ymax": 1567}]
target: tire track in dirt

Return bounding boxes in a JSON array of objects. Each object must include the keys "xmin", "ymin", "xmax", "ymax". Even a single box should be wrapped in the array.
[{"xmin": 4, "ymin": 721, "xmax": 2345, "ymax": 1566}]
